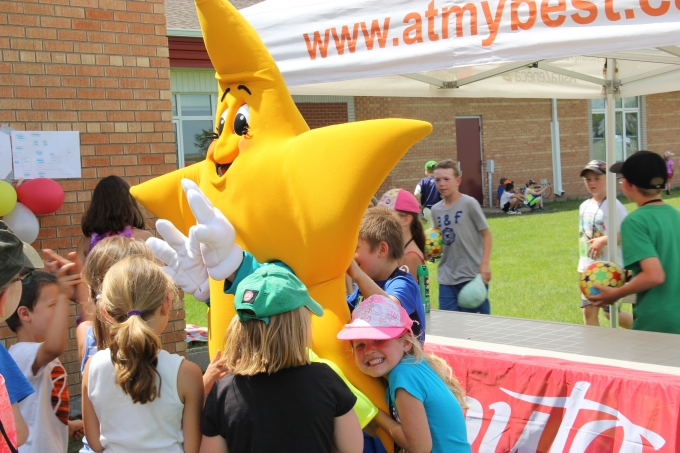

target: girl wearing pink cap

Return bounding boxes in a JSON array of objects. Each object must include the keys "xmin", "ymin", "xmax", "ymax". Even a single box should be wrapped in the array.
[
  {"xmin": 338, "ymin": 295, "xmax": 471, "ymax": 453},
  {"xmin": 378, "ymin": 189, "xmax": 426, "ymax": 281}
]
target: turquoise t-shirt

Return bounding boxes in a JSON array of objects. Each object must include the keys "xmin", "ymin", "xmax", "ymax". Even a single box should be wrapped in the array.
[
  {"xmin": 387, "ymin": 358, "xmax": 471, "ymax": 453},
  {"xmin": 622, "ymin": 204, "xmax": 680, "ymax": 333}
]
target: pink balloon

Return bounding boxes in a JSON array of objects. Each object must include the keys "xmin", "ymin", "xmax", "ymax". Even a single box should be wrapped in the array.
[{"xmin": 16, "ymin": 178, "xmax": 65, "ymax": 215}]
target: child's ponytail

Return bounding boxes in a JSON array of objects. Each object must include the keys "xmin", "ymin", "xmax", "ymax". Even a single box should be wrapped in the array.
[
  {"xmin": 98, "ymin": 256, "xmax": 176, "ymax": 404},
  {"xmin": 109, "ymin": 312, "xmax": 162, "ymax": 404},
  {"xmin": 403, "ymin": 334, "xmax": 470, "ymax": 409}
]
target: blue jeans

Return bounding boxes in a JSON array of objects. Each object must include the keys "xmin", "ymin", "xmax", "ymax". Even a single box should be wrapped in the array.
[
  {"xmin": 362, "ymin": 432, "xmax": 388, "ymax": 453},
  {"xmin": 439, "ymin": 281, "xmax": 491, "ymax": 314}
]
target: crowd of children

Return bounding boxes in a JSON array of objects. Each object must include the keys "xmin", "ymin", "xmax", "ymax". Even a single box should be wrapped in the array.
[
  {"xmin": 2, "ymin": 150, "xmax": 680, "ymax": 452},
  {"xmin": 0, "ymin": 224, "xmax": 472, "ymax": 452}
]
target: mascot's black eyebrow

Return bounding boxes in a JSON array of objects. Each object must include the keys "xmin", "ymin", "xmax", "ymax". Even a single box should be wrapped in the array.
[{"xmin": 220, "ymin": 85, "xmax": 252, "ymax": 102}]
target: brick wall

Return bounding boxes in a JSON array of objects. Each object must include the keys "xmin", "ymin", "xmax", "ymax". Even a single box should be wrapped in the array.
[
  {"xmin": 296, "ymin": 102, "xmax": 348, "ymax": 129},
  {"xmin": 354, "ymin": 96, "xmax": 594, "ymax": 204},
  {"xmin": 646, "ymin": 91, "xmax": 680, "ymax": 155},
  {"xmin": 0, "ymin": 0, "xmax": 185, "ymax": 398}
]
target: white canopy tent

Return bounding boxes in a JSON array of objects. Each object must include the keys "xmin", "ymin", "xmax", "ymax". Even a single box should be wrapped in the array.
[
  {"xmin": 241, "ymin": 0, "xmax": 680, "ymax": 98},
  {"xmin": 241, "ymin": 0, "xmax": 680, "ymax": 326}
]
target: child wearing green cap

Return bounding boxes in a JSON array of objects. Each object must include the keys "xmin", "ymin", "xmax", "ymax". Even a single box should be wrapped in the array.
[
  {"xmin": 415, "ymin": 160, "xmax": 442, "ymax": 223},
  {"xmin": 200, "ymin": 266, "xmax": 363, "ymax": 453}
]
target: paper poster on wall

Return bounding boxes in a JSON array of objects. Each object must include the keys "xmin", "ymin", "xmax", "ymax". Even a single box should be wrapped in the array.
[
  {"xmin": 11, "ymin": 131, "xmax": 81, "ymax": 179},
  {"xmin": 0, "ymin": 132, "xmax": 11, "ymax": 180}
]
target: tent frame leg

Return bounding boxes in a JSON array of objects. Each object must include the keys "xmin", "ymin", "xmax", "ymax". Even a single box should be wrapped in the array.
[{"xmin": 605, "ymin": 58, "xmax": 620, "ymax": 329}]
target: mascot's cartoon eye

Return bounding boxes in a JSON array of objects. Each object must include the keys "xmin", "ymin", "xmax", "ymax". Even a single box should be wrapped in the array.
[
  {"xmin": 217, "ymin": 109, "xmax": 229, "ymax": 137},
  {"xmin": 233, "ymin": 104, "xmax": 250, "ymax": 136}
]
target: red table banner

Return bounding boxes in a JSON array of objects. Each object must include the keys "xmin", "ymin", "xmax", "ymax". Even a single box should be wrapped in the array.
[{"xmin": 425, "ymin": 343, "xmax": 680, "ymax": 453}]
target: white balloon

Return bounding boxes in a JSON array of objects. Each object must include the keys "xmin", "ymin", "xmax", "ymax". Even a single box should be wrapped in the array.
[{"xmin": 3, "ymin": 202, "xmax": 39, "ymax": 244}]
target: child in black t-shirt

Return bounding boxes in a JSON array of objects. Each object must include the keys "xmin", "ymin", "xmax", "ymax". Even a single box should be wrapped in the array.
[{"xmin": 200, "ymin": 266, "xmax": 363, "ymax": 453}]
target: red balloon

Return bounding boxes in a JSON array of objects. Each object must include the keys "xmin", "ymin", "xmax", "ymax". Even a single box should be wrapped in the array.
[{"xmin": 16, "ymin": 178, "xmax": 65, "ymax": 215}]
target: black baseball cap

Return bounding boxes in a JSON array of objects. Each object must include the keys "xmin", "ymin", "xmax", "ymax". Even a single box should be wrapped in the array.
[
  {"xmin": 0, "ymin": 220, "xmax": 43, "ymax": 289},
  {"xmin": 580, "ymin": 160, "xmax": 607, "ymax": 177},
  {"xmin": 609, "ymin": 151, "xmax": 667, "ymax": 189}
]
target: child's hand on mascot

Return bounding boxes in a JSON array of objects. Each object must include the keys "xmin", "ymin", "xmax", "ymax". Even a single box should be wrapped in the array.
[{"xmin": 181, "ymin": 179, "xmax": 244, "ymax": 281}]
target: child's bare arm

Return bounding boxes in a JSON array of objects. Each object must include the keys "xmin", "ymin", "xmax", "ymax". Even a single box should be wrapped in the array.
[
  {"xmin": 479, "ymin": 228, "xmax": 492, "ymax": 284},
  {"xmin": 199, "ymin": 435, "xmax": 228, "ymax": 453},
  {"xmin": 13, "ymin": 403, "xmax": 28, "ymax": 446},
  {"xmin": 203, "ymin": 350, "xmax": 229, "ymax": 395},
  {"xmin": 43, "ymin": 249, "xmax": 91, "ymax": 321},
  {"xmin": 76, "ymin": 321, "xmax": 91, "ymax": 365},
  {"xmin": 332, "ymin": 409, "xmax": 363, "ymax": 453},
  {"xmin": 178, "ymin": 360, "xmax": 205, "ymax": 453},
  {"xmin": 591, "ymin": 256, "xmax": 665, "ymax": 306},
  {"xmin": 33, "ymin": 263, "xmax": 79, "ymax": 375},
  {"xmin": 82, "ymin": 359, "xmax": 104, "ymax": 452},
  {"xmin": 346, "ymin": 260, "xmax": 389, "ymax": 300},
  {"xmin": 370, "ymin": 394, "xmax": 432, "ymax": 453},
  {"xmin": 68, "ymin": 419, "xmax": 84, "ymax": 440}
]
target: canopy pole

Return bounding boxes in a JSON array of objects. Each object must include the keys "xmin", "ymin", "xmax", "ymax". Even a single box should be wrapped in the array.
[
  {"xmin": 550, "ymin": 99, "xmax": 564, "ymax": 197},
  {"xmin": 605, "ymin": 58, "xmax": 619, "ymax": 329}
]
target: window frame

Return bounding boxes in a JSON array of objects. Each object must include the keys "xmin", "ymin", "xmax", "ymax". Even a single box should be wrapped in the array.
[
  {"xmin": 591, "ymin": 96, "xmax": 640, "ymax": 162},
  {"xmin": 172, "ymin": 93, "xmax": 218, "ymax": 168}
]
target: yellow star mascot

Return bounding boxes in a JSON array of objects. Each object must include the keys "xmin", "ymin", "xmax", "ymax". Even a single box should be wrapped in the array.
[{"xmin": 131, "ymin": 0, "xmax": 431, "ymax": 447}]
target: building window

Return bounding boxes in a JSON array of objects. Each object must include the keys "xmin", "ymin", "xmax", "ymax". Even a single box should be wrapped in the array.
[
  {"xmin": 172, "ymin": 93, "xmax": 217, "ymax": 167},
  {"xmin": 591, "ymin": 97, "xmax": 639, "ymax": 162}
]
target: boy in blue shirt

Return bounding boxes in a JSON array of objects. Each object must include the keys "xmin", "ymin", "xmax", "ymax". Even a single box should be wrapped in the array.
[
  {"xmin": 495, "ymin": 177, "xmax": 508, "ymax": 208},
  {"xmin": 346, "ymin": 207, "xmax": 426, "ymax": 343}
]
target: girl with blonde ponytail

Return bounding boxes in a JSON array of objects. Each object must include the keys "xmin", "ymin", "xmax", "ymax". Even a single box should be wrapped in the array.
[{"xmin": 81, "ymin": 256, "xmax": 203, "ymax": 453}]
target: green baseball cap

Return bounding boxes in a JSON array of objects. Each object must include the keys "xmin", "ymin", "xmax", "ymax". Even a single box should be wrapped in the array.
[
  {"xmin": 425, "ymin": 160, "xmax": 437, "ymax": 171},
  {"xmin": 0, "ymin": 220, "xmax": 44, "ymax": 289},
  {"xmin": 234, "ymin": 266, "xmax": 323, "ymax": 324}
]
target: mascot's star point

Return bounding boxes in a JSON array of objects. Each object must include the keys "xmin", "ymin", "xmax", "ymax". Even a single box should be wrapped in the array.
[{"xmin": 131, "ymin": 0, "xmax": 431, "ymax": 444}]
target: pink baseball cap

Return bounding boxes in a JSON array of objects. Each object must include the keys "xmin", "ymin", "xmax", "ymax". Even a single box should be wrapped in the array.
[
  {"xmin": 378, "ymin": 188, "xmax": 420, "ymax": 215},
  {"xmin": 337, "ymin": 295, "xmax": 414, "ymax": 341}
]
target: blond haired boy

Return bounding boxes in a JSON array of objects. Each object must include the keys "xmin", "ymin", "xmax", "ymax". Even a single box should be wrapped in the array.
[{"xmin": 347, "ymin": 207, "xmax": 426, "ymax": 342}]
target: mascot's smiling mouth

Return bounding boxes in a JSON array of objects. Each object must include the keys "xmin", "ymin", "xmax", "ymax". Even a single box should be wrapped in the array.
[{"xmin": 216, "ymin": 163, "xmax": 231, "ymax": 177}]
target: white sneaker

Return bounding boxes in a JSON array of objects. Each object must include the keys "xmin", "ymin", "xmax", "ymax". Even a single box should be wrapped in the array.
[
  {"xmin": 506, "ymin": 210, "xmax": 517, "ymax": 215},
  {"xmin": 513, "ymin": 209, "xmax": 522, "ymax": 215}
]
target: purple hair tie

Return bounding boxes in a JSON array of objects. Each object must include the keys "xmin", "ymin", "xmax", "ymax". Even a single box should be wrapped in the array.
[{"xmin": 127, "ymin": 310, "xmax": 142, "ymax": 317}]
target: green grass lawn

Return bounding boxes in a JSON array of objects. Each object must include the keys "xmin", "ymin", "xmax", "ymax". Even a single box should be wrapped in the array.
[{"xmin": 185, "ymin": 191, "xmax": 680, "ymax": 328}]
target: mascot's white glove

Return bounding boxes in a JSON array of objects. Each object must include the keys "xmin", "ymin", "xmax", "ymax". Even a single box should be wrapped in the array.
[
  {"xmin": 181, "ymin": 179, "xmax": 244, "ymax": 281},
  {"xmin": 147, "ymin": 220, "xmax": 211, "ymax": 301}
]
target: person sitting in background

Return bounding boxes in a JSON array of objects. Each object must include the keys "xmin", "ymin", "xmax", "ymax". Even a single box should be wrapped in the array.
[
  {"xmin": 500, "ymin": 181, "xmax": 524, "ymax": 215},
  {"xmin": 524, "ymin": 180, "xmax": 550, "ymax": 211},
  {"xmin": 495, "ymin": 176, "xmax": 508, "ymax": 208}
]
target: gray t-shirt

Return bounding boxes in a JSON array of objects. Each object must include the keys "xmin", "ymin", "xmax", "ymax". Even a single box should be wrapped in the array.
[{"xmin": 431, "ymin": 194, "xmax": 489, "ymax": 285}]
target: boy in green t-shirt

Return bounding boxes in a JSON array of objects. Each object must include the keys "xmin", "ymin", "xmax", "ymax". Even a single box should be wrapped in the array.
[{"xmin": 590, "ymin": 151, "xmax": 680, "ymax": 334}]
